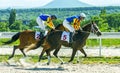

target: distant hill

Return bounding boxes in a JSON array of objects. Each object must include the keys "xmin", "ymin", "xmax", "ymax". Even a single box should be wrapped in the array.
[{"xmin": 41, "ymin": 0, "xmax": 92, "ymax": 8}]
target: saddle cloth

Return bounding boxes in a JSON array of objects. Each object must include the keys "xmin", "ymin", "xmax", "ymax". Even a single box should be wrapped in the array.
[
  {"xmin": 61, "ymin": 31, "xmax": 70, "ymax": 43},
  {"xmin": 35, "ymin": 32, "xmax": 41, "ymax": 40}
]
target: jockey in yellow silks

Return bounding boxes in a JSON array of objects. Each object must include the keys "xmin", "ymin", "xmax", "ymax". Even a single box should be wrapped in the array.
[
  {"xmin": 36, "ymin": 14, "xmax": 57, "ymax": 36},
  {"xmin": 63, "ymin": 13, "xmax": 86, "ymax": 32}
]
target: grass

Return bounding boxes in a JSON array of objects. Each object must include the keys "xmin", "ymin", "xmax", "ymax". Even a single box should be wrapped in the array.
[
  {"xmin": 0, "ymin": 38, "xmax": 19, "ymax": 46},
  {"xmin": 0, "ymin": 55, "xmax": 120, "ymax": 64},
  {"xmin": 86, "ymin": 39, "xmax": 120, "ymax": 47},
  {"xmin": 0, "ymin": 38, "xmax": 120, "ymax": 47}
]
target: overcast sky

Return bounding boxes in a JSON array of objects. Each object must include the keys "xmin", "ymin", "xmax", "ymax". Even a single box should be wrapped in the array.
[
  {"xmin": 0, "ymin": 0, "xmax": 52, "ymax": 8},
  {"xmin": 80, "ymin": 0, "xmax": 120, "ymax": 6},
  {"xmin": 0, "ymin": 0, "xmax": 120, "ymax": 9}
]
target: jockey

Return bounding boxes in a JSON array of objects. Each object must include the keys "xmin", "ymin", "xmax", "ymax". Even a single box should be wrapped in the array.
[
  {"xmin": 36, "ymin": 14, "xmax": 57, "ymax": 36},
  {"xmin": 63, "ymin": 13, "xmax": 86, "ymax": 32},
  {"xmin": 63, "ymin": 13, "xmax": 86, "ymax": 43}
]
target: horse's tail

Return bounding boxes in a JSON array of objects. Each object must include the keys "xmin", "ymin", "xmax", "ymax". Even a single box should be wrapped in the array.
[{"xmin": 3, "ymin": 32, "xmax": 20, "ymax": 45}]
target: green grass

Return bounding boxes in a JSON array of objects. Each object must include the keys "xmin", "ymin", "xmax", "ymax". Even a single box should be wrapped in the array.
[
  {"xmin": 0, "ymin": 38, "xmax": 120, "ymax": 47},
  {"xmin": 0, "ymin": 55, "xmax": 120, "ymax": 64},
  {"xmin": 86, "ymin": 39, "xmax": 120, "ymax": 47},
  {"xmin": 0, "ymin": 38, "xmax": 19, "ymax": 46}
]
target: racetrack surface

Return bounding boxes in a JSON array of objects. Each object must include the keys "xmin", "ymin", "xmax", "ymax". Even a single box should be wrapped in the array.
[
  {"xmin": 0, "ymin": 62, "xmax": 120, "ymax": 73},
  {"xmin": 0, "ymin": 46, "xmax": 120, "ymax": 57},
  {"xmin": 0, "ymin": 46, "xmax": 120, "ymax": 73}
]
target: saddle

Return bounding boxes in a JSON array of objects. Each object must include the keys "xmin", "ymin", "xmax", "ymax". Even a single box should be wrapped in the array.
[
  {"xmin": 69, "ymin": 30, "xmax": 83, "ymax": 43},
  {"xmin": 35, "ymin": 32, "xmax": 44, "ymax": 40}
]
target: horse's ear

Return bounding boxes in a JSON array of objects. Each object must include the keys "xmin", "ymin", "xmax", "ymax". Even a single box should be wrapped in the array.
[{"xmin": 91, "ymin": 20, "xmax": 94, "ymax": 24}]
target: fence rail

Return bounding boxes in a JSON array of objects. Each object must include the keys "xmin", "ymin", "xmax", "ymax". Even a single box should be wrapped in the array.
[{"xmin": 0, "ymin": 32, "xmax": 120, "ymax": 38}]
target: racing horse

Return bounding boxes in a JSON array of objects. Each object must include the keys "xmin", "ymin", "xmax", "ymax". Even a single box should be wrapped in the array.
[
  {"xmin": 2, "ymin": 24, "xmax": 70, "ymax": 60},
  {"xmin": 38, "ymin": 21, "xmax": 102, "ymax": 65}
]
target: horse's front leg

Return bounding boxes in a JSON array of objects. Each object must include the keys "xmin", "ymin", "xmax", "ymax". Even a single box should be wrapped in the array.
[
  {"xmin": 53, "ymin": 45, "xmax": 64, "ymax": 64},
  {"xmin": 38, "ymin": 49, "xmax": 45, "ymax": 62},
  {"xmin": 76, "ymin": 47, "xmax": 87, "ymax": 63},
  {"xmin": 45, "ymin": 50, "xmax": 51, "ymax": 65}
]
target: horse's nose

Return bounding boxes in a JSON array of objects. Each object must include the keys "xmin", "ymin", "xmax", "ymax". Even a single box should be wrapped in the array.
[{"xmin": 98, "ymin": 31, "xmax": 102, "ymax": 36}]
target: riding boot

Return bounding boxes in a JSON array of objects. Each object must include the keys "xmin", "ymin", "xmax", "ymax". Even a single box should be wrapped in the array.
[
  {"xmin": 69, "ymin": 32, "xmax": 73, "ymax": 46},
  {"xmin": 40, "ymin": 32, "xmax": 44, "ymax": 40},
  {"xmin": 44, "ymin": 30, "xmax": 48, "ymax": 36}
]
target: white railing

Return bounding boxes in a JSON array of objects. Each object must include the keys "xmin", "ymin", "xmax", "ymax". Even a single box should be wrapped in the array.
[
  {"xmin": 89, "ymin": 32, "xmax": 120, "ymax": 56},
  {"xmin": 0, "ymin": 32, "xmax": 120, "ymax": 38},
  {"xmin": 0, "ymin": 32, "xmax": 120, "ymax": 56},
  {"xmin": 0, "ymin": 32, "xmax": 17, "ymax": 38}
]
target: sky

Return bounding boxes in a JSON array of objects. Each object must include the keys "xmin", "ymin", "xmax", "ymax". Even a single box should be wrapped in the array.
[
  {"xmin": 0, "ymin": 0, "xmax": 120, "ymax": 9},
  {"xmin": 80, "ymin": 0, "xmax": 120, "ymax": 6},
  {"xmin": 0, "ymin": 0, "xmax": 53, "ymax": 9}
]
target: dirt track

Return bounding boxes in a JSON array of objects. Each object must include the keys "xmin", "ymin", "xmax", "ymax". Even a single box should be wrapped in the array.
[
  {"xmin": 0, "ymin": 46, "xmax": 120, "ymax": 73},
  {"xmin": 0, "ymin": 46, "xmax": 120, "ymax": 57},
  {"xmin": 0, "ymin": 62, "xmax": 120, "ymax": 73}
]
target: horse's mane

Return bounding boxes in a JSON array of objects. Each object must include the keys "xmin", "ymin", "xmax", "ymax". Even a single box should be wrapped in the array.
[
  {"xmin": 82, "ymin": 22, "xmax": 91, "ymax": 28},
  {"xmin": 55, "ymin": 24, "xmax": 63, "ymax": 29},
  {"xmin": 82, "ymin": 22, "xmax": 92, "ymax": 31}
]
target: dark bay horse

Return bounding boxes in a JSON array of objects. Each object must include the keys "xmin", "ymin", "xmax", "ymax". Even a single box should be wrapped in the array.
[
  {"xmin": 38, "ymin": 21, "xmax": 102, "ymax": 65},
  {"xmin": 2, "ymin": 24, "xmax": 69, "ymax": 60}
]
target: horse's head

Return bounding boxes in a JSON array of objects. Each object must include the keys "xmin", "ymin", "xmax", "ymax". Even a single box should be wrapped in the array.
[
  {"xmin": 82, "ymin": 21, "xmax": 102, "ymax": 36},
  {"xmin": 91, "ymin": 21, "xmax": 102, "ymax": 36}
]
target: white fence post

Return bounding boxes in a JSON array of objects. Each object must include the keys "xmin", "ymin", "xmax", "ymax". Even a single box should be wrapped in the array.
[{"xmin": 99, "ymin": 36, "xmax": 102, "ymax": 57}]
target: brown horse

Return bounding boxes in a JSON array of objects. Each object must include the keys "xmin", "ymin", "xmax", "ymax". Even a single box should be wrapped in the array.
[
  {"xmin": 2, "ymin": 24, "xmax": 69, "ymax": 60},
  {"xmin": 38, "ymin": 21, "xmax": 102, "ymax": 65}
]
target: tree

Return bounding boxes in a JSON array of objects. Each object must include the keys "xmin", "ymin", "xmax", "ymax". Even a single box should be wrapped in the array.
[
  {"xmin": 106, "ymin": 13, "xmax": 120, "ymax": 31},
  {"xmin": 9, "ymin": 9, "xmax": 16, "ymax": 27},
  {"xmin": 29, "ymin": 19, "xmax": 37, "ymax": 29},
  {"xmin": 99, "ymin": 8, "xmax": 106, "ymax": 18},
  {"xmin": 10, "ymin": 20, "xmax": 22, "ymax": 31},
  {"xmin": 0, "ymin": 22, "xmax": 7, "ymax": 31}
]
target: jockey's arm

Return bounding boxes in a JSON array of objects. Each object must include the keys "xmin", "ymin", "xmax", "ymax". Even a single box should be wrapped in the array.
[
  {"xmin": 73, "ymin": 18, "xmax": 78, "ymax": 24},
  {"xmin": 73, "ymin": 18, "xmax": 81, "ymax": 30},
  {"xmin": 45, "ymin": 17, "xmax": 55, "ymax": 29}
]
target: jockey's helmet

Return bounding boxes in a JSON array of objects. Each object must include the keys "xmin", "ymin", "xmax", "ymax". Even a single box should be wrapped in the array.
[
  {"xmin": 51, "ymin": 15, "xmax": 57, "ymax": 19},
  {"xmin": 80, "ymin": 13, "xmax": 86, "ymax": 18}
]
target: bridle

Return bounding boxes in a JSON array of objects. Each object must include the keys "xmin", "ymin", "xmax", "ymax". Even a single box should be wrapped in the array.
[{"xmin": 91, "ymin": 23, "xmax": 99, "ymax": 34}]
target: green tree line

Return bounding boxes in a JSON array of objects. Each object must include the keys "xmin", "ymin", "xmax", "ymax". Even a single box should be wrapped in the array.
[{"xmin": 0, "ymin": 6, "xmax": 120, "ymax": 32}]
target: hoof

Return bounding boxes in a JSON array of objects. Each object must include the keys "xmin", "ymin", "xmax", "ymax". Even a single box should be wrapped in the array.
[
  {"xmin": 60, "ymin": 62, "xmax": 64, "ymax": 65},
  {"xmin": 84, "ymin": 55, "xmax": 87, "ymax": 58},
  {"xmin": 77, "ymin": 61, "xmax": 80, "ymax": 63},
  {"xmin": 47, "ymin": 63, "xmax": 50, "ymax": 65},
  {"xmin": 8, "ymin": 56, "xmax": 13, "ymax": 60}
]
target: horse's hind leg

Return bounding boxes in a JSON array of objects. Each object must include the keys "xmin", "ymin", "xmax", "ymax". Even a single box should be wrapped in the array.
[
  {"xmin": 8, "ymin": 45, "xmax": 18, "ymax": 59},
  {"xmin": 68, "ymin": 48, "xmax": 77, "ymax": 63},
  {"xmin": 53, "ymin": 46, "xmax": 64, "ymax": 64}
]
